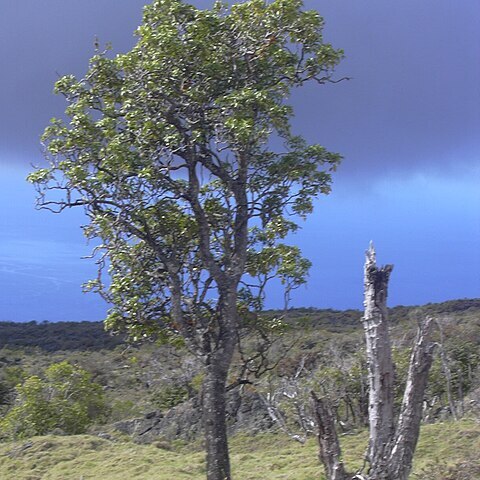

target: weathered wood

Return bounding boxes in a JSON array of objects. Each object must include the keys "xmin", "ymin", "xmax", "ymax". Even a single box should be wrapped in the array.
[
  {"xmin": 361, "ymin": 243, "xmax": 395, "ymax": 474},
  {"xmin": 388, "ymin": 317, "xmax": 435, "ymax": 480},
  {"xmin": 311, "ymin": 391, "xmax": 350, "ymax": 480},
  {"xmin": 281, "ymin": 244, "xmax": 437, "ymax": 480},
  {"xmin": 361, "ymin": 245, "xmax": 435, "ymax": 480}
]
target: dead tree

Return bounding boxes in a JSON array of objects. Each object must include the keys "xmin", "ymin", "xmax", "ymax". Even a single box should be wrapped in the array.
[
  {"xmin": 388, "ymin": 316, "xmax": 435, "ymax": 479},
  {"xmin": 311, "ymin": 391, "xmax": 349, "ymax": 480},
  {"xmin": 362, "ymin": 243, "xmax": 395, "ymax": 475},
  {"xmin": 260, "ymin": 355, "xmax": 315, "ymax": 444},
  {"xmin": 312, "ymin": 243, "xmax": 435, "ymax": 480}
]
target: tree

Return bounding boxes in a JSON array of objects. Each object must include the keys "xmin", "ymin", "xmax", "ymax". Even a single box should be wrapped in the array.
[
  {"xmin": 0, "ymin": 361, "xmax": 107, "ymax": 439},
  {"xmin": 29, "ymin": 1, "xmax": 342, "ymax": 478},
  {"xmin": 312, "ymin": 244, "xmax": 435, "ymax": 480}
]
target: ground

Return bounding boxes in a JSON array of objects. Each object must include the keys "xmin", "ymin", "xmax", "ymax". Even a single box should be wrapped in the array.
[{"xmin": 0, "ymin": 419, "xmax": 478, "ymax": 479}]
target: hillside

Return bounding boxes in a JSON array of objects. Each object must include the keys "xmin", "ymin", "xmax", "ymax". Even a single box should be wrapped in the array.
[{"xmin": 0, "ymin": 299, "xmax": 478, "ymax": 425}]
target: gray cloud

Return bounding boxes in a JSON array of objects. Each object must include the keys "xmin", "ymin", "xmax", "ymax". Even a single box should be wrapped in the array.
[
  {"xmin": 1, "ymin": 0, "xmax": 477, "ymax": 181},
  {"xmin": 299, "ymin": 0, "xmax": 480, "ymax": 179},
  {"xmin": 1, "ymin": 0, "xmax": 146, "ymax": 161}
]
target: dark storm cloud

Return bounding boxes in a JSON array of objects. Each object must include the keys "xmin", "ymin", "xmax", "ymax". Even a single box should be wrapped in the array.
[
  {"xmin": 1, "ymin": 0, "xmax": 478, "ymax": 179},
  {"xmin": 299, "ymin": 0, "xmax": 480, "ymax": 179},
  {"xmin": 0, "ymin": 0, "xmax": 146, "ymax": 161}
]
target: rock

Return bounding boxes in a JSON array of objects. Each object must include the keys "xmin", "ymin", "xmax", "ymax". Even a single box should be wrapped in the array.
[{"xmin": 112, "ymin": 389, "xmax": 274, "ymax": 443}]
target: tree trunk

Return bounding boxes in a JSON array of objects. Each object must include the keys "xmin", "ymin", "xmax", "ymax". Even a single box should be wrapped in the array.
[
  {"xmin": 283, "ymin": 245, "xmax": 436, "ymax": 480},
  {"xmin": 202, "ymin": 290, "xmax": 238, "ymax": 480},
  {"xmin": 311, "ymin": 392, "xmax": 350, "ymax": 480},
  {"xmin": 388, "ymin": 317, "xmax": 435, "ymax": 480},
  {"xmin": 362, "ymin": 243, "xmax": 395, "ymax": 476},
  {"xmin": 203, "ymin": 357, "xmax": 233, "ymax": 480}
]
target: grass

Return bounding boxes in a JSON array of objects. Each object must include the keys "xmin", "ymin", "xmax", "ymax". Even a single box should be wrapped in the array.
[{"xmin": 0, "ymin": 419, "xmax": 478, "ymax": 479}]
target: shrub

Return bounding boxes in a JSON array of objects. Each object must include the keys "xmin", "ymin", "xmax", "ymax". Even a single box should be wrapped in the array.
[
  {"xmin": 0, "ymin": 361, "xmax": 108, "ymax": 439},
  {"xmin": 153, "ymin": 385, "xmax": 189, "ymax": 411}
]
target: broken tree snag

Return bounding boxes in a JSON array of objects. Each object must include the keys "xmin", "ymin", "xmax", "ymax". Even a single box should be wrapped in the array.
[
  {"xmin": 310, "ymin": 391, "xmax": 349, "ymax": 480},
  {"xmin": 436, "ymin": 319, "xmax": 458, "ymax": 421},
  {"xmin": 362, "ymin": 243, "xmax": 395, "ymax": 472},
  {"xmin": 389, "ymin": 317, "xmax": 435, "ymax": 480}
]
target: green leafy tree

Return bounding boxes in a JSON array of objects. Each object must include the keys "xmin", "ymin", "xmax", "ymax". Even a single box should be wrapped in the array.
[
  {"xmin": 29, "ymin": 1, "xmax": 342, "ymax": 477},
  {"xmin": 0, "ymin": 362, "xmax": 107, "ymax": 439}
]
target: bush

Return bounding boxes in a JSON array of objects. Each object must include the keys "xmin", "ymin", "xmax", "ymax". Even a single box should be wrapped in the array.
[
  {"xmin": 0, "ymin": 361, "xmax": 108, "ymax": 439},
  {"xmin": 153, "ymin": 384, "xmax": 189, "ymax": 411}
]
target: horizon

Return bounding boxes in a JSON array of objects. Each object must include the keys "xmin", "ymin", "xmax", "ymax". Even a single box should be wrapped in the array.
[{"xmin": 3, "ymin": 296, "xmax": 479, "ymax": 324}]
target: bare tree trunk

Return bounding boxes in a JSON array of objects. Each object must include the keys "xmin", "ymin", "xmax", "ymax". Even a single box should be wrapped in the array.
[
  {"xmin": 311, "ymin": 392, "xmax": 350, "ymax": 480},
  {"xmin": 362, "ymin": 243, "xmax": 395, "ymax": 475},
  {"xmin": 388, "ymin": 317, "xmax": 435, "ymax": 480},
  {"xmin": 436, "ymin": 319, "xmax": 458, "ymax": 420},
  {"xmin": 276, "ymin": 245, "xmax": 437, "ymax": 480}
]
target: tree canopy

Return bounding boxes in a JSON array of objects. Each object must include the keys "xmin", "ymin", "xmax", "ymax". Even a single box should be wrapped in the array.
[{"xmin": 30, "ymin": 0, "xmax": 342, "ymax": 341}]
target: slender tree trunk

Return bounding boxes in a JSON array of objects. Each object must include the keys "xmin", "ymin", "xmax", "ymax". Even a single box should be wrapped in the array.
[
  {"xmin": 203, "ymin": 355, "xmax": 233, "ymax": 480},
  {"xmin": 362, "ymin": 243, "xmax": 395, "ymax": 476},
  {"xmin": 311, "ymin": 392, "xmax": 350, "ymax": 480},
  {"xmin": 436, "ymin": 320, "xmax": 458, "ymax": 420},
  {"xmin": 388, "ymin": 317, "xmax": 435, "ymax": 480},
  {"xmin": 202, "ymin": 290, "xmax": 238, "ymax": 480}
]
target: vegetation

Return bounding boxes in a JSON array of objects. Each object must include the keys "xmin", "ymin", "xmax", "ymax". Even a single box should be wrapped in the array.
[
  {"xmin": 2, "ymin": 298, "xmax": 478, "ymax": 351},
  {"xmin": 0, "ymin": 321, "xmax": 124, "ymax": 352},
  {"xmin": 0, "ymin": 419, "xmax": 477, "ymax": 479},
  {"xmin": 0, "ymin": 315, "xmax": 469, "ymax": 424},
  {"xmin": 0, "ymin": 362, "xmax": 107, "ymax": 439},
  {"xmin": 0, "ymin": 299, "xmax": 477, "ymax": 479},
  {"xmin": 0, "ymin": 299, "xmax": 478, "ymax": 427}
]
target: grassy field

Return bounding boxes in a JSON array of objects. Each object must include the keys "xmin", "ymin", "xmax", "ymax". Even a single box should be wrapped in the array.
[{"xmin": 0, "ymin": 419, "xmax": 478, "ymax": 479}]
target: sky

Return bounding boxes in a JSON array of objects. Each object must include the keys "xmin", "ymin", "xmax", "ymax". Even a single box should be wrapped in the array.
[{"xmin": 0, "ymin": 0, "xmax": 478, "ymax": 321}]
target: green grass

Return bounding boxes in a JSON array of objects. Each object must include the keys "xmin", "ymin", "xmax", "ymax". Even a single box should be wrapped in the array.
[{"xmin": 0, "ymin": 419, "xmax": 478, "ymax": 479}]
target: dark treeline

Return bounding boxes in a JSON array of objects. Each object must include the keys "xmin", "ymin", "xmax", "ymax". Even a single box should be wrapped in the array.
[
  {"xmin": 269, "ymin": 298, "xmax": 480, "ymax": 329},
  {"xmin": 0, "ymin": 321, "xmax": 125, "ymax": 352},
  {"xmin": 0, "ymin": 298, "xmax": 478, "ymax": 352}
]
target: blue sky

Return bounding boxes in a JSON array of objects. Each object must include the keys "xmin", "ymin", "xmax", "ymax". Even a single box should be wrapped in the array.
[{"xmin": 0, "ymin": 0, "xmax": 478, "ymax": 321}]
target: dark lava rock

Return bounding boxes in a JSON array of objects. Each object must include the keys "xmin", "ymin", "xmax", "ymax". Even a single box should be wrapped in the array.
[{"xmin": 113, "ymin": 390, "xmax": 274, "ymax": 443}]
